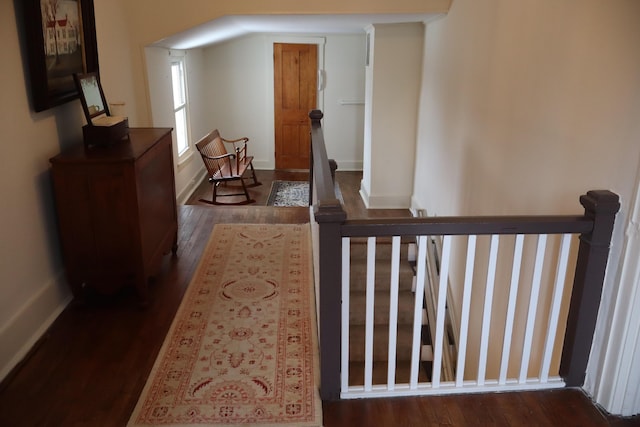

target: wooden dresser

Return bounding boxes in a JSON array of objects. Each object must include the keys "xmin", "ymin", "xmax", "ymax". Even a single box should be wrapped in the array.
[{"xmin": 50, "ymin": 128, "xmax": 178, "ymax": 303}]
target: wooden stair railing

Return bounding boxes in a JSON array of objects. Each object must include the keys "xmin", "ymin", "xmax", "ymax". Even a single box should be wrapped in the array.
[
  {"xmin": 309, "ymin": 109, "xmax": 620, "ymax": 400},
  {"xmin": 310, "ymin": 110, "xmax": 346, "ymax": 401}
]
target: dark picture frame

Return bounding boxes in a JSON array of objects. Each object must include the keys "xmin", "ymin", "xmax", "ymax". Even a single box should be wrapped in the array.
[{"xmin": 24, "ymin": 0, "xmax": 99, "ymax": 112}]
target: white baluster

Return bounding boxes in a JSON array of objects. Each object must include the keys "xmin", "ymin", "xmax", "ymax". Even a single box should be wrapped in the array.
[
  {"xmin": 387, "ymin": 236, "xmax": 401, "ymax": 390},
  {"xmin": 499, "ymin": 234, "xmax": 525, "ymax": 385}
]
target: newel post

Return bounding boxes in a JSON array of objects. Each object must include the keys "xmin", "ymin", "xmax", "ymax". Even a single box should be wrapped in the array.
[
  {"xmin": 560, "ymin": 190, "xmax": 620, "ymax": 386},
  {"xmin": 315, "ymin": 204, "xmax": 347, "ymax": 401}
]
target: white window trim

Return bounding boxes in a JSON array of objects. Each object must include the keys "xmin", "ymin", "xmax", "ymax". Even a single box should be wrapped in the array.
[{"xmin": 170, "ymin": 52, "xmax": 193, "ymax": 163}]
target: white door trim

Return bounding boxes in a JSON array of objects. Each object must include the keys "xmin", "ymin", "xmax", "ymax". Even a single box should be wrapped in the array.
[{"xmin": 587, "ymin": 166, "xmax": 640, "ymax": 416}]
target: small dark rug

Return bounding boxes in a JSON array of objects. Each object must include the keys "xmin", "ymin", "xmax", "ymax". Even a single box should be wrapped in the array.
[{"xmin": 266, "ymin": 181, "xmax": 310, "ymax": 207}]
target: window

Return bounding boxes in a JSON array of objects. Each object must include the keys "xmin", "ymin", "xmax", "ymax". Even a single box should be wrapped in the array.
[{"xmin": 171, "ymin": 56, "xmax": 190, "ymax": 158}]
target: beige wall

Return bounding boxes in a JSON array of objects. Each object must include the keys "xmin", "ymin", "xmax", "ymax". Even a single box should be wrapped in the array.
[
  {"xmin": 93, "ymin": 0, "xmax": 139, "ymax": 124},
  {"xmin": 362, "ymin": 23, "xmax": 424, "ymax": 208},
  {"xmin": 0, "ymin": 1, "xmax": 79, "ymax": 380},
  {"xmin": 202, "ymin": 34, "xmax": 277, "ymax": 169},
  {"xmin": 414, "ymin": 0, "xmax": 640, "ymax": 217},
  {"xmin": 122, "ymin": 0, "xmax": 451, "ymax": 47},
  {"xmin": 414, "ymin": 0, "xmax": 640, "ymax": 413},
  {"xmin": 0, "ymin": 0, "xmax": 449, "ymax": 382},
  {"xmin": 320, "ymin": 35, "xmax": 367, "ymax": 171},
  {"xmin": 0, "ymin": 0, "xmax": 143, "ymax": 381},
  {"xmin": 120, "ymin": 0, "xmax": 452, "ymax": 128},
  {"xmin": 3, "ymin": 0, "xmax": 639, "ymax": 415}
]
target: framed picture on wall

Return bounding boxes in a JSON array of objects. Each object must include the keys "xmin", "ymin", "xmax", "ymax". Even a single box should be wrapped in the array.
[{"xmin": 23, "ymin": 0, "xmax": 99, "ymax": 112}]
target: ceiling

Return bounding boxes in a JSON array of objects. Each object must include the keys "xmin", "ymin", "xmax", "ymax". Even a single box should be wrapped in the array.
[{"xmin": 152, "ymin": 13, "xmax": 443, "ymax": 49}]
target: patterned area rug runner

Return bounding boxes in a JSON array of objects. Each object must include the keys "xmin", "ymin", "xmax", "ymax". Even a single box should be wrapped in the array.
[
  {"xmin": 266, "ymin": 180, "xmax": 343, "ymax": 207},
  {"xmin": 128, "ymin": 224, "xmax": 321, "ymax": 426},
  {"xmin": 266, "ymin": 181, "xmax": 309, "ymax": 207}
]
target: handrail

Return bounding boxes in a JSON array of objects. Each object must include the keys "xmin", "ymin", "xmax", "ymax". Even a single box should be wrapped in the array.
[
  {"xmin": 342, "ymin": 215, "xmax": 593, "ymax": 237},
  {"xmin": 310, "ymin": 110, "xmax": 346, "ymax": 222},
  {"xmin": 308, "ymin": 109, "xmax": 620, "ymax": 400}
]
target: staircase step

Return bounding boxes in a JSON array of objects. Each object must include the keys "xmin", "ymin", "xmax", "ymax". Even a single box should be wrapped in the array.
[
  {"xmin": 348, "ymin": 240, "xmax": 410, "ymax": 261},
  {"xmin": 346, "ymin": 238, "xmax": 429, "ymax": 387},
  {"xmin": 349, "ymin": 262, "xmax": 415, "ymax": 292},
  {"xmin": 347, "ymin": 239, "xmax": 416, "ymax": 293},
  {"xmin": 348, "ymin": 360, "xmax": 430, "ymax": 387},
  {"xmin": 349, "ymin": 324, "xmax": 416, "ymax": 362},
  {"xmin": 349, "ymin": 290, "xmax": 416, "ymax": 326}
]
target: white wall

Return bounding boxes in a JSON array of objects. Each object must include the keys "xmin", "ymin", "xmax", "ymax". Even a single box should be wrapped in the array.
[
  {"xmin": 362, "ymin": 23, "xmax": 424, "ymax": 208},
  {"xmin": 203, "ymin": 34, "xmax": 274, "ymax": 169},
  {"xmin": 119, "ymin": 0, "xmax": 451, "ymax": 126},
  {"xmin": 414, "ymin": 0, "xmax": 640, "ymax": 415},
  {"xmin": 322, "ymin": 35, "xmax": 367, "ymax": 171},
  {"xmin": 0, "ymin": 0, "xmax": 434, "ymax": 382},
  {"xmin": 0, "ymin": 32, "xmax": 75, "ymax": 379},
  {"xmin": 0, "ymin": 0, "xmax": 447, "ymax": 384},
  {"xmin": 144, "ymin": 47, "xmax": 208, "ymax": 203},
  {"xmin": 201, "ymin": 33, "xmax": 366, "ymax": 170},
  {"xmin": 7, "ymin": 0, "xmax": 637, "ymax": 415},
  {"xmin": 93, "ymin": 0, "xmax": 139, "ymax": 124},
  {"xmin": 415, "ymin": 1, "xmax": 640, "ymax": 217}
]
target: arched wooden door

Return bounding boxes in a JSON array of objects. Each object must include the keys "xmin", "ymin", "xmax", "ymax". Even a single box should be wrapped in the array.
[{"xmin": 274, "ymin": 43, "xmax": 317, "ymax": 170}]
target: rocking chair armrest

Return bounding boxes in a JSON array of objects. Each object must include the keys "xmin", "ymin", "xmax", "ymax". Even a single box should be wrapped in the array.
[
  {"xmin": 222, "ymin": 137, "xmax": 249, "ymax": 153},
  {"xmin": 221, "ymin": 136, "xmax": 249, "ymax": 145},
  {"xmin": 202, "ymin": 152, "xmax": 236, "ymax": 161}
]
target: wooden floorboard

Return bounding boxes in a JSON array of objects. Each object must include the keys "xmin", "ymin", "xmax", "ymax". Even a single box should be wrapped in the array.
[{"xmin": 0, "ymin": 171, "xmax": 637, "ymax": 426}]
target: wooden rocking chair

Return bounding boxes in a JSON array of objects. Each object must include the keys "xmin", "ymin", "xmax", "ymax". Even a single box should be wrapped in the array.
[{"xmin": 195, "ymin": 129, "xmax": 261, "ymax": 205}]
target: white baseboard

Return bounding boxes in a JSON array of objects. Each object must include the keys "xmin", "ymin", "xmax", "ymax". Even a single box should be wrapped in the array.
[
  {"xmin": 359, "ymin": 179, "xmax": 411, "ymax": 209},
  {"xmin": 366, "ymin": 195, "xmax": 411, "ymax": 209},
  {"xmin": 176, "ymin": 169, "xmax": 208, "ymax": 205},
  {"xmin": 361, "ymin": 191, "xmax": 411, "ymax": 209},
  {"xmin": 332, "ymin": 161, "xmax": 362, "ymax": 171},
  {"xmin": 0, "ymin": 273, "xmax": 72, "ymax": 382},
  {"xmin": 252, "ymin": 160, "xmax": 274, "ymax": 170},
  {"xmin": 359, "ymin": 181, "xmax": 371, "ymax": 208}
]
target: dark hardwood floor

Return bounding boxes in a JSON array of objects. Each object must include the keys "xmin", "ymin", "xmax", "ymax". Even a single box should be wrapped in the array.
[{"xmin": 0, "ymin": 171, "xmax": 637, "ymax": 426}]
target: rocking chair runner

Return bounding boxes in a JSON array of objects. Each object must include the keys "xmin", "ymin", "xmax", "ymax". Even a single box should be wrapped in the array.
[{"xmin": 195, "ymin": 129, "xmax": 261, "ymax": 205}]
